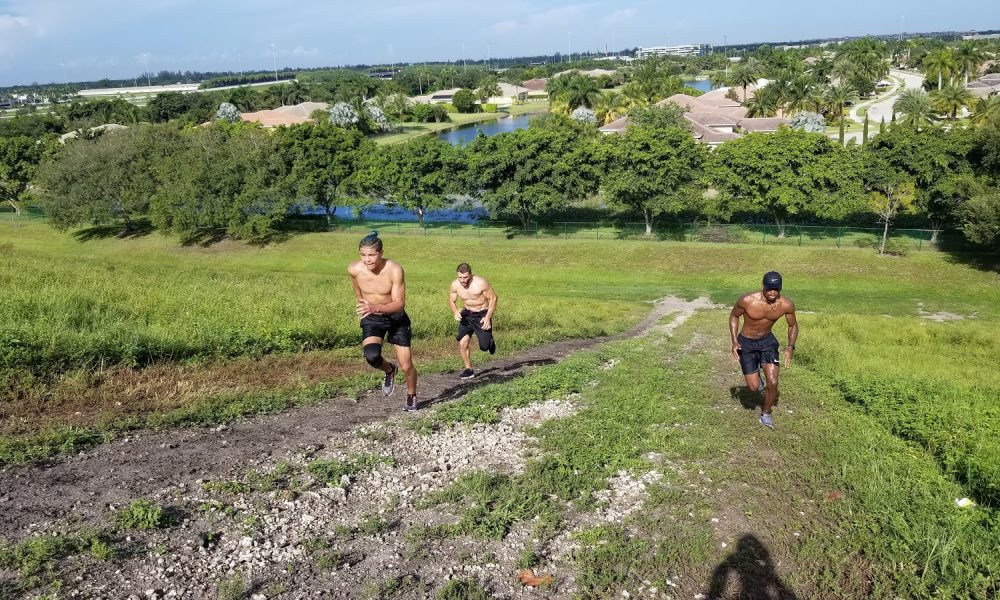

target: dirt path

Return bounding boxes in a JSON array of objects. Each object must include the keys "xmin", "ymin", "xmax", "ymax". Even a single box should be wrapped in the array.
[{"xmin": 0, "ymin": 297, "xmax": 698, "ymax": 541}]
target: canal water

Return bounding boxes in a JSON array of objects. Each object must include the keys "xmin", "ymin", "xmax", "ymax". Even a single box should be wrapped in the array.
[{"xmin": 437, "ymin": 78, "xmax": 714, "ymax": 146}]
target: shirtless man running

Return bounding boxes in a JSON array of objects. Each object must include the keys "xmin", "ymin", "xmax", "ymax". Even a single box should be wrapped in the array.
[
  {"xmin": 729, "ymin": 271, "xmax": 798, "ymax": 430},
  {"xmin": 348, "ymin": 231, "xmax": 419, "ymax": 411},
  {"xmin": 448, "ymin": 263, "xmax": 498, "ymax": 380}
]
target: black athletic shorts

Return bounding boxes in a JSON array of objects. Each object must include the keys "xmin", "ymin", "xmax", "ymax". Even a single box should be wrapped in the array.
[
  {"xmin": 737, "ymin": 332, "xmax": 780, "ymax": 375},
  {"xmin": 361, "ymin": 311, "xmax": 412, "ymax": 347},
  {"xmin": 456, "ymin": 308, "xmax": 494, "ymax": 350}
]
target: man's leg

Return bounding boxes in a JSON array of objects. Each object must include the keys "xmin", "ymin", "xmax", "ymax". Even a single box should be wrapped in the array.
[
  {"xmin": 393, "ymin": 344, "xmax": 417, "ymax": 397},
  {"xmin": 761, "ymin": 362, "xmax": 780, "ymax": 415},
  {"xmin": 459, "ymin": 335, "xmax": 473, "ymax": 370},
  {"xmin": 363, "ymin": 335, "xmax": 393, "ymax": 375},
  {"xmin": 474, "ymin": 327, "xmax": 495, "ymax": 354}
]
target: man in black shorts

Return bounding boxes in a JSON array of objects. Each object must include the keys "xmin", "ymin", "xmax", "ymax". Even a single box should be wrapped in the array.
[
  {"xmin": 448, "ymin": 263, "xmax": 498, "ymax": 379},
  {"xmin": 348, "ymin": 231, "xmax": 419, "ymax": 410},
  {"xmin": 729, "ymin": 271, "xmax": 798, "ymax": 430}
]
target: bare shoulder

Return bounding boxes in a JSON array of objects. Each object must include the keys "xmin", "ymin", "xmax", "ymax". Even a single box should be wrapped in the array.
[
  {"xmin": 384, "ymin": 259, "xmax": 405, "ymax": 278},
  {"xmin": 474, "ymin": 275, "xmax": 492, "ymax": 289},
  {"xmin": 347, "ymin": 260, "xmax": 362, "ymax": 276},
  {"xmin": 449, "ymin": 278, "xmax": 460, "ymax": 291},
  {"xmin": 782, "ymin": 296, "xmax": 796, "ymax": 313},
  {"xmin": 737, "ymin": 291, "xmax": 757, "ymax": 306}
]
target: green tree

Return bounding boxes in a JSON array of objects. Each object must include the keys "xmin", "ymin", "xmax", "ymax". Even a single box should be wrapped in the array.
[
  {"xmin": 464, "ymin": 127, "xmax": 598, "ymax": 229},
  {"xmin": 709, "ymin": 128, "xmax": 864, "ymax": 236},
  {"xmin": 728, "ymin": 64, "xmax": 759, "ymax": 102},
  {"xmin": 146, "ymin": 92, "xmax": 189, "ymax": 122},
  {"xmin": 953, "ymin": 41, "xmax": 985, "ymax": 87},
  {"xmin": 595, "ymin": 124, "xmax": 706, "ymax": 235},
  {"xmin": 35, "ymin": 125, "xmax": 181, "ymax": 231},
  {"xmin": 452, "ymin": 89, "xmax": 476, "ymax": 113},
  {"xmin": 970, "ymin": 95, "xmax": 1000, "ymax": 129},
  {"xmin": 931, "ymin": 81, "xmax": 973, "ymax": 121},
  {"xmin": 277, "ymin": 123, "xmax": 372, "ymax": 226},
  {"xmin": 350, "ymin": 136, "xmax": 459, "ymax": 228},
  {"xmin": 824, "ymin": 82, "xmax": 859, "ymax": 144},
  {"xmin": 152, "ymin": 124, "xmax": 292, "ymax": 243},
  {"xmin": 922, "ymin": 48, "xmax": 955, "ymax": 90},
  {"xmin": 475, "ymin": 76, "xmax": 502, "ymax": 104},
  {"xmin": 593, "ymin": 91, "xmax": 629, "ymax": 125},
  {"xmin": 0, "ymin": 136, "xmax": 48, "ymax": 215},
  {"xmin": 892, "ymin": 88, "xmax": 936, "ymax": 130},
  {"xmin": 862, "ymin": 155, "xmax": 918, "ymax": 255},
  {"xmin": 960, "ymin": 191, "xmax": 1000, "ymax": 250}
]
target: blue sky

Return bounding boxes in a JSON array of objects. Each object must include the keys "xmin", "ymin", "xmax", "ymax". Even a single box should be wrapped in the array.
[{"xmin": 1, "ymin": 0, "xmax": 998, "ymax": 87}]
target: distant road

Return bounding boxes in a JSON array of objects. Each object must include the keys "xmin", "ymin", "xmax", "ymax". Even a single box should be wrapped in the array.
[{"xmin": 76, "ymin": 78, "xmax": 297, "ymax": 97}]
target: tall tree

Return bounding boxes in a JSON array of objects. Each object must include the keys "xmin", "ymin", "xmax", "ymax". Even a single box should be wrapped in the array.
[
  {"xmin": 709, "ymin": 129, "xmax": 864, "ymax": 236},
  {"xmin": 893, "ymin": 88, "xmax": 936, "ymax": 130},
  {"xmin": 862, "ymin": 155, "xmax": 917, "ymax": 255},
  {"xmin": 0, "ymin": 136, "xmax": 47, "ymax": 216},
  {"xmin": 277, "ymin": 123, "xmax": 372, "ymax": 226},
  {"xmin": 970, "ymin": 95, "xmax": 1000, "ymax": 129},
  {"xmin": 464, "ymin": 127, "xmax": 598, "ymax": 229},
  {"xmin": 824, "ymin": 82, "xmax": 858, "ymax": 143},
  {"xmin": 595, "ymin": 124, "xmax": 706, "ymax": 235},
  {"xmin": 953, "ymin": 41, "xmax": 986, "ymax": 86},
  {"xmin": 922, "ymin": 48, "xmax": 955, "ymax": 90},
  {"xmin": 350, "ymin": 136, "xmax": 459, "ymax": 228},
  {"xmin": 931, "ymin": 81, "xmax": 974, "ymax": 121}
]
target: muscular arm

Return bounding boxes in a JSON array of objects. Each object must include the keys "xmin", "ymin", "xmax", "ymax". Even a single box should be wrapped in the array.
[
  {"xmin": 783, "ymin": 301, "xmax": 798, "ymax": 367},
  {"xmin": 377, "ymin": 265, "xmax": 406, "ymax": 314},
  {"xmin": 483, "ymin": 281, "xmax": 498, "ymax": 322},
  {"xmin": 349, "ymin": 265, "xmax": 364, "ymax": 302},
  {"xmin": 448, "ymin": 282, "xmax": 462, "ymax": 320},
  {"xmin": 729, "ymin": 296, "xmax": 747, "ymax": 360}
]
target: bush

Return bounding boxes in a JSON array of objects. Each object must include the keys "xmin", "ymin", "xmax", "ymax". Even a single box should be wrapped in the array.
[
  {"xmin": 117, "ymin": 499, "xmax": 172, "ymax": 530},
  {"xmin": 480, "ymin": 103, "xmax": 497, "ymax": 113},
  {"xmin": 452, "ymin": 89, "xmax": 476, "ymax": 114}
]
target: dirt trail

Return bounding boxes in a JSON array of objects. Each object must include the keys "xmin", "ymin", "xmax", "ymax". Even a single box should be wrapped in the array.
[{"xmin": 0, "ymin": 296, "xmax": 704, "ymax": 540}]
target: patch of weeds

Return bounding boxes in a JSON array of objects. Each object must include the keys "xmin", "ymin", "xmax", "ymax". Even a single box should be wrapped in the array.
[
  {"xmin": 358, "ymin": 426, "xmax": 392, "ymax": 444},
  {"xmin": 436, "ymin": 577, "xmax": 493, "ymax": 600},
  {"xmin": 516, "ymin": 547, "xmax": 542, "ymax": 569},
  {"xmin": 88, "ymin": 537, "xmax": 115, "ymax": 561},
  {"xmin": 202, "ymin": 479, "xmax": 251, "ymax": 495},
  {"xmin": 116, "ymin": 499, "xmax": 173, "ymax": 530},
  {"xmin": 0, "ymin": 534, "xmax": 79, "ymax": 579},
  {"xmin": 333, "ymin": 524, "xmax": 353, "ymax": 538},
  {"xmin": 358, "ymin": 514, "xmax": 390, "ymax": 536},
  {"xmin": 314, "ymin": 548, "xmax": 348, "ymax": 571},
  {"xmin": 216, "ymin": 571, "xmax": 248, "ymax": 600},
  {"xmin": 405, "ymin": 417, "xmax": 439, "ymax": 436},
  {"xmin": 307, "ymin": 453, "xmax": 395, "ymax": 486},
  {"xmin": 362, "ymin": 574, "xmax": 422, "ymax": 599}
]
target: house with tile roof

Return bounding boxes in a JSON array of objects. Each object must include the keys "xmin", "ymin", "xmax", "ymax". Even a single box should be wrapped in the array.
[
  {"xmin": 598, "ymin": 87, "xmax": 790, "ymax": 147},
  {"xmin": 240, "ymin": 101, "xmax": 330, "ymax": 128}
]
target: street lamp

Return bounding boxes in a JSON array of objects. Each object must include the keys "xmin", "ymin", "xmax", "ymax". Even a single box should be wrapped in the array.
[{"xmin": 270, "ymin": 43, "xmax": 278, "ymax": 82}]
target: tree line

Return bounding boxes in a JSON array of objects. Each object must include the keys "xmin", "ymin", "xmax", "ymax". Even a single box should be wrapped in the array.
[{"xmin": 4, "ymin": 104, "xmax": 998, "ymax": 254}]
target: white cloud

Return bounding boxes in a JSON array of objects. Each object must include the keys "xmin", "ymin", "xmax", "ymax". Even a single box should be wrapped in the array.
[
  {"xmin": 490, "ymin": 3, "xmax": 594, "ymax": 34},
  {"xmin": 602, "ymin": 7, "xmax": 637, "ymax": 27}
]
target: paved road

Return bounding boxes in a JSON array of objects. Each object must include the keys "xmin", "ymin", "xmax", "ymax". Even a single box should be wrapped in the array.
[{"xmin": 840, "ymin": 69, "xmax": 926, "ymax": 144}]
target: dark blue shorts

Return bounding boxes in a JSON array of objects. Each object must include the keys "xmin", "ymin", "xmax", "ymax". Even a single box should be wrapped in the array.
[{"xmin": 737, "ymin": 332, "xmax": 780, "ymax": 375}]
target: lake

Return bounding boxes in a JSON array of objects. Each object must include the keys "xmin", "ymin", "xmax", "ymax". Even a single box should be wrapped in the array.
[{"xmin": 437, "ymin": 78, "xmax": 715, "ymax": 145}]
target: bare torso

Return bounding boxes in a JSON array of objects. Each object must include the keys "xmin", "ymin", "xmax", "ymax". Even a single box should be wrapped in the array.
[
  {"xmin": 452, "ymin": 275, "xmax": 492, "ymax": 311},
  {"xmin": 349, "ymin": 259, "xmax": 402, "ymax": 311},
  {"xmin": 736, "ymin": 292, "xmax": 795, "ymax": 338}
]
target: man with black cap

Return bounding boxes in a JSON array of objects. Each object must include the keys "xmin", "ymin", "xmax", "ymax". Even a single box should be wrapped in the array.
[{"xmin": 729, "ymin": 271, "xmax": 798, "ymax": 430}]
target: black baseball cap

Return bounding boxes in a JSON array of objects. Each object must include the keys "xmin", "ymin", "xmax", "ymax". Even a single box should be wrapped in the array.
[{"xmin": 762, "ymin": 271, "xmax": 782, "ymax": 290}]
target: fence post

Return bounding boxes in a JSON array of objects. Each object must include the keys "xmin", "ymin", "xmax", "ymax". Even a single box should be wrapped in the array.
[
  {"xmin": 762, "ymin": 228, "xmax": 766, "ymax": 245},
  {"xmin": 799, "ymin": 229, "xmax": 803, "ymax": 247},
  {"xmin": 918, "ymin": 232, "xmax": 923, "ymax": 251},
  {"xmin": 837, "ymin": 227, "xmax": 842, "ymax": 248},
  {"xmin": 596, "ymin": 223, "xmax": 600, "ymax": 240},
  {"xmin": 689, "ymin": 223, "xmax": 694, "ymax": 242}
]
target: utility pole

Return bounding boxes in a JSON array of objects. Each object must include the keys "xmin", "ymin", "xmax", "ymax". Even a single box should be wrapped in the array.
[
  {"xmin": 270, "ymin": 44, "xmax": 278, "ymax": 82},
  {"xmin": 462, "ymin": 42, "xmax": 466, "ymax": 71},
  {"xmin": 568, "ymin": 31, "xmax": 572, "ymax": 62}
]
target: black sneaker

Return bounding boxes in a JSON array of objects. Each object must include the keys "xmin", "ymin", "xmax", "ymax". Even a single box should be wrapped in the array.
[
  {"xmin": 404, "ymin": 394, "xmax": 419, "ymax": 412},
  {"xmin": 488, "ymin": 340, "xmax": 496, "ymax": 355},
  {"xmin": 382, "ymin": 363, "xmax": 397, "ymax": 397},
  {"xmin": 459, "ymin": 368, "xmax": 475, "ymax": 380}
]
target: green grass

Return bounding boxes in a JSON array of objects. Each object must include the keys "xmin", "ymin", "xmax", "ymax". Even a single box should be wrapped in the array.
[
  {"xmin": 414, "ymin": 310, "xmax": 999, "ymax": 597},
  {"xmin": 307, "ymin": 453, "xmax": 395, "ymax": 486},
  {"xmin": 116, "ymin": 498, "xmax": 173, "ymax": 530}
]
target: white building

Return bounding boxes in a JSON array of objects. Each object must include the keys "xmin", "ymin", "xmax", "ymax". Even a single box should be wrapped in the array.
[{"xmin": 637, "ymin": 44, "xmax": 707, "ymax": 58}]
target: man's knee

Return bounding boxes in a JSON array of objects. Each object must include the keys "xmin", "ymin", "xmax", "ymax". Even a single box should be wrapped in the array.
[
  {"xmin": 459, "ymin": 335, "xmax": 470, "ymax": 348},
  {"xmin": 397, "ymin": 356, "xmax": 414, "ymax": 374},
  {"xmin": 363, "ymin": 343, "xmax": 384, "ymax": 368}
]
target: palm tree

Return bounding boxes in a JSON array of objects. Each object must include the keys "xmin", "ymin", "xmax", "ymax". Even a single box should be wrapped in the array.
[
  {"xmin": 809, "ymin": 84, "xmax": 830, "ymax": 115},
  {"xmin": 620, "ymin": 82, "xmax": 649, "ymax": 109},
  {"xmin": 824, "ymin": 82, "xmax": 859, "ymax": 141},
  {"xmin": 931, "ymin": 81, "xmax": 973, "ymax": 120},
  {"xmin": 784, "ymin": 76, "xmax": 815, "ymax": 116},
  {"xmin": 744, "ymin": 88, "xmax": 780, "ymax": 117},
  {"xmin": 893, "ymin": 88, "xmax": 935, "ymax": 129},
  {"xmin": 476, "ymin": 76, "xmax": 502, "ymax": 104},
  {"xmin": 564, "ymin": 74, "xmax": 601, "ymax": 109},
  {"xmin": 922, "ymin": 48, "xmax": 955, "ymax": 90},
  {"xmin": 970, "ymin": 94, "xmax": 1000, "ymax": 128},
  {"xmin": 728, "ymin": 64, "xmax": 758, "ymax": 102},
  {"xmin": 953, "ymin": 42, "xmax": 986, "ymax": 86},
  {"xmin": 593, "ymin": 91, "xmax": 628, "ymax": 125}
]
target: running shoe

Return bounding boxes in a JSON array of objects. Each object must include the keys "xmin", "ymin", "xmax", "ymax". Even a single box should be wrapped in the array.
[
  {"xmin": 382, "ymin": 363, "xmax": 397, "ymax": 397},
  {"xmin": 759, "ymin": 413, "xmax": 774, "ymax": 430},
  {"xmin": 488, "ymin": 340, "xmax": 496, "ymax": 355},
  {"xmin": 459, "ymin": 368, "xmax": 475, "ymax": 380},
  {"xmin": 404, "ymin": 394, "xmax": 419, "ymax": 412},
  {"xmin": 757, "ymin": 368, "xmax": 765, "ymax": 392}
]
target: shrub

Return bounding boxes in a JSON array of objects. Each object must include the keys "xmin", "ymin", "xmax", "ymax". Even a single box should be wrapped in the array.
[
  {"xmin": 480, "ymin": 103, "xmax": 497, "ymax": 113},
  {"xmin": 117, "ymin": 499, "xmax": 172, "ymax": 530},
  {"xmin": 452, "ymin": 90, "xmax": 476, "ymax": 113}
]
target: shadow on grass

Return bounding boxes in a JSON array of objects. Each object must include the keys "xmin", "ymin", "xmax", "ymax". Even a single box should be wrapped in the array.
[
  {"xmin": 73, "ymin": 219, "xmax": 155, "ymax": 241},
  {"xmin": 419, "ymin": 357, "xmax": 557, "ymax": 408},
  {"xmin": 704, "ymin": 534, "xmax": 798, "ymax": 600},
  {"xmin": 730, "ymin": 385, "xmax": 763, "ymax": 411}
]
